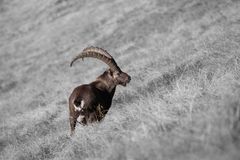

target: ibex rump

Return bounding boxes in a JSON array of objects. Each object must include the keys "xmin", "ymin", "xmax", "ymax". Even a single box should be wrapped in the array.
[{"xmin": 69, "ymin": 47, "xmax": 131, "ymax": 135}]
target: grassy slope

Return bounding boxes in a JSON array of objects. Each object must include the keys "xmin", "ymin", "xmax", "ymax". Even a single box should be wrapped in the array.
[{"xmin": 0, "ymin": 0, "xmax": 240, "ymax": 159}]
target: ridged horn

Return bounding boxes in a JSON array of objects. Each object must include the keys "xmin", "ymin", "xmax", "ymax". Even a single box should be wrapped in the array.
[{"xmin": 70, "ymin": 46, "xmax": 121, "ymax": 72}]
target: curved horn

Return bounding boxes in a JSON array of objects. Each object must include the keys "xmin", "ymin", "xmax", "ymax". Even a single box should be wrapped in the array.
[{"xmin": 70, "ymin": 46, "xmax": 121, "ymax": 72}]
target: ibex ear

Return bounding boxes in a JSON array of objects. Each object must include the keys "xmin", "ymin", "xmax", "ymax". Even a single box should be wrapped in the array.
[{"xmin": 107, "ymin": 69, "xmax": 114, "ymax": 77}]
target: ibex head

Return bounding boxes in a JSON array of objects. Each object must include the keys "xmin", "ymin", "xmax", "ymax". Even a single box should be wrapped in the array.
[
  {"xmin": 112, "ymin": 70, "xmax": 131, "ymax": 86},
  {"xmin": 70, "ymin": 46, "xmax": 131, "ymax": 87}
]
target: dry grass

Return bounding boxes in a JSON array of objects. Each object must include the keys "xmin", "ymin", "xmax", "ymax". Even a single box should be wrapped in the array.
[{"xmin": 0, "ymin": 0, "xmax": 240, "ymax": 159}]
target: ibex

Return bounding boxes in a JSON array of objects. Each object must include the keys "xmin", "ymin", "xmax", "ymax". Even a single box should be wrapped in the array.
[{"xmin": 69, "ymin": 47, "xmax": 131, "ymax": 135}]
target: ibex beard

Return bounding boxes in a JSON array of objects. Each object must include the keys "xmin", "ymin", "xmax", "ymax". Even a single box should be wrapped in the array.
[{"xmin": 69, "ymin": 46, "xmax": 131, "ymax": 136}]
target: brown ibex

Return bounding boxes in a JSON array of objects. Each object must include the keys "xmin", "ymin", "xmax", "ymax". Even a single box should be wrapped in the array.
[{"xmin": 69, "ymin": 47, "xmax": 131, "ymax": 135}]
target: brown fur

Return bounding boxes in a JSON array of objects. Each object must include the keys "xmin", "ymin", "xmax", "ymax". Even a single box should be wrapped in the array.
[{"xmin": 69, "ymin": 69, "xmax": 130, "ymax": 136}]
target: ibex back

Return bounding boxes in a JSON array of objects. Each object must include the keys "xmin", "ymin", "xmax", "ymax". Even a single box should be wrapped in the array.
[{"xmin": 69, "ymin": 47, "xmax": 131, "ymax": 136}]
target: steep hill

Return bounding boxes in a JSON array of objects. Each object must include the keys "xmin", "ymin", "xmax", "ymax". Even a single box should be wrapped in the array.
[{"xmin": 0, "ymin": 0, "xmax": 240, "ymax": 159}]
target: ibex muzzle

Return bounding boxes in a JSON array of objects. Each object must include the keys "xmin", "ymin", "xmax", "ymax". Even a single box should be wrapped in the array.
[{"xmin": 69, "ymin": 47, "xmax": 131, "ymax": 136}]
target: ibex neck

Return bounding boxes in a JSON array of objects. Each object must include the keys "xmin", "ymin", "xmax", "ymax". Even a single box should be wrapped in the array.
[{"xmin": 92, "ymin": 79, "xmax": 116, "ymax": 94}]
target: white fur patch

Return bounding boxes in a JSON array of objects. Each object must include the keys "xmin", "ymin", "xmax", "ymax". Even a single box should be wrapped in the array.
[
  {"xmin": 80, "ymin": 100, "xmax": 84, "ymax": 108},
  {"xmin": 77, "ymin": 115, "xmax": 84, "ymax": 122},
  {"xmin": 74, "ymin": 100, "xmax": 84, "ymax": 112}
]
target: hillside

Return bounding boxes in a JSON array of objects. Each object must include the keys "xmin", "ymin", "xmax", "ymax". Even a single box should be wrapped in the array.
[{"xmin": 0, "ymin": 0, "xmax": 240, "ymax": 159}]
